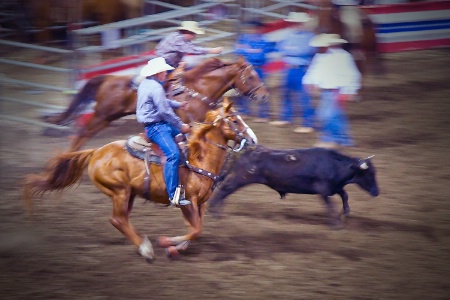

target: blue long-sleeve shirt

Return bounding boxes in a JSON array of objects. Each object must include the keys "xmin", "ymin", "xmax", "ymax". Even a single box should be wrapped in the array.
[
  {"xmin": 136, "ymin": 77, "xmax": 184, "ymax": 128},
  {"xmin": 277, "ymin": 30, "xmax": 317, "ymax": 66},
  {"xmin": 234, "ymin": 33, "xmax": 271, "ymax": 66}
]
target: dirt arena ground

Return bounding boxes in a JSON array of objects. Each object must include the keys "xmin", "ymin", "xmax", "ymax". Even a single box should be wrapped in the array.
[{"xmin": 1, "ymin": 48, "xmax": 449, "ymax": 299}]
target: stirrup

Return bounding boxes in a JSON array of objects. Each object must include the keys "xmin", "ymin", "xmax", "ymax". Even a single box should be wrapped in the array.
[{"xmin": 170, "ymin": 186, "xmax": 191, "ymax": 206}]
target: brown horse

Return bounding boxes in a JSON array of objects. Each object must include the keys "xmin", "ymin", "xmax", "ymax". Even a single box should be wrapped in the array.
[
  {"xmin": 23, "ymin": 0, "xmax": 143, "ymax": 44},
  {"xmin": 46, "ymin": 57, "xmax": 269, "ymax": 151},
  {"xmin": 24, "ymin": 98, "xmax": 257, "ymax": 261},
  {"xmin": 310, "ymin": 0, "xmax": 382, "ymax": 77}
]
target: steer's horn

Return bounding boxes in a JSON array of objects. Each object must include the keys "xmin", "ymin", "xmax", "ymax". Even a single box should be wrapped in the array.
[{"xmin": 366, "ymin": 155, "xmax": 375, "ymax": 160}]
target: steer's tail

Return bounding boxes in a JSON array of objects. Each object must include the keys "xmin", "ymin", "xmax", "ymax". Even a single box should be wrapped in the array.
[
  {"xmin": 23, "ymin": 149, "xmax": 95, "ymax": 214},
  {"xmin": 44, "ymin": 75, "xmax": 107, "ymax": 125}
]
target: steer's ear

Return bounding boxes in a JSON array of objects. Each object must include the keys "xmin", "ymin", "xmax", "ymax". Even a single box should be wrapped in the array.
[
  {"xmin": 350, "ymin": 159, "xmax": 370, "ymax": 170},
  {"xmin": 359, "ymin": 161, "xmax": 369, "ymax": 170}
]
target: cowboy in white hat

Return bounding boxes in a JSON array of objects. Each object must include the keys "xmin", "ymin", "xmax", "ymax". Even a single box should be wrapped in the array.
[
  {"xmin": 309, "ymin": 33, "xmax": 348, "ymax": 48},
  {"xmin": 155, "ymin": 21, "xmax": 223, "ymax": 68},
  {"xmin": 303, "ymin": 33, "xmax": 361, "ymax": 149},
  {"xmin": 155, "ymin": 21, "xmax": 223, "ymax": 95},
  {"xmin": 136, "ymin": 57, "xmax": 192, "ymax": 206},
  {"xmin": 269, "ymin": 12, "xmax": 318, "ymax": 135}
]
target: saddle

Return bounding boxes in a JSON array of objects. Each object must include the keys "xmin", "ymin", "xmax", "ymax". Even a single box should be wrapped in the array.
[
  {"xmin": 125, "ymin": 134, "xmax": 188, "ymax": 201},
  {"xmin": 125, "ymin": 134, "xmax": 187, "ymax": 165}
]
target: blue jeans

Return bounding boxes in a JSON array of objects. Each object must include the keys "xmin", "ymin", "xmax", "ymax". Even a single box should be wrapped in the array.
[
  {"xmin": 144, "ymin": 122, "xmax": 182, "ymax": 199},
  {"xmin": 279, "ymin": 66, "xmax": 314, "ymax": 126},
  {"xmin": 234, "ymin": 67, "xmax": 270, "ymax": 118},
  {"xmin": 316, "ymin": 90, "xmax": 354, "ymax": 146}
]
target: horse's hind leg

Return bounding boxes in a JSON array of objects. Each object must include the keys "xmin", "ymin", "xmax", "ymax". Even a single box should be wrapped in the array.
[{"xmin": 108, "ymin": 190, "xmax": 154, "ymax": 260}]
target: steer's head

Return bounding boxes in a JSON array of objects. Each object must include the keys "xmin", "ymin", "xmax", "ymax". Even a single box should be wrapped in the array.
[{"xmin": 353, "ymin": 155, "xmax": 379, "ymax": 197}]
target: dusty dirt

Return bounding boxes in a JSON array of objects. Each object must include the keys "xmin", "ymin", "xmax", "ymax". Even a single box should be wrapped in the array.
[{"xmin": 1, "ymin": 48, "xmax": 450, "ymax": 300}]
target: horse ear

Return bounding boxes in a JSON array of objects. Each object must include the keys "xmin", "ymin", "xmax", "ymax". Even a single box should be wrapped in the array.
[{"xmin": 223, "ymin": 96, "xmax": 233, "ymax": 112}]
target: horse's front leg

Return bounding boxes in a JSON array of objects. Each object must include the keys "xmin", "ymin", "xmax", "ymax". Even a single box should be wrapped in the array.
[
  {"xmin": 157, "ymin": 201, "xmax": 202, "ymax": 259},
  {"xmin": 108, "ymin": 191, "xmax": 154, "ymax": 262},
  {"xmin": 69, "ymin": 114, "xmax": 111, "ymax": 151}
]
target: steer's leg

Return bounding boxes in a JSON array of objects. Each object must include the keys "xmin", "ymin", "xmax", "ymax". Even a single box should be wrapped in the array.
[
  {"xmin": 337, "ymin": 189, "xmax": 350, "ymax": 216},
  {"xmin": 321, "ymin": 195, "xmax": 341, "ymax": 227}
]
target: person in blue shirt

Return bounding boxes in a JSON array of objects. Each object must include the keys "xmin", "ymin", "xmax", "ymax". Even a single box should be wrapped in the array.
[
  {"xmin": 234, "ymin": 20, "xmax": 272, "ymax": 122},
  {"xmin": 270, "ymin": 12, "xmax": 318, "ymax": 134},
  {"xmin": 136, "ymin": 57, "xmax": 191, "ymax": 207}
]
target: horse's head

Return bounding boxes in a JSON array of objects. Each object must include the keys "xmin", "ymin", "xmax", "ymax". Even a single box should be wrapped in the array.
[
  {"xmin": 206, "ymin": 97, "xmax": 258, "ymax": 150},
  {"xmin": 232, "ymin": 57, "xmax": 270, "ymax": 104}
]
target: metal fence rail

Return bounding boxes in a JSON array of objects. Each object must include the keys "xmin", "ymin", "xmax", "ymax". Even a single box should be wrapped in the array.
[{"xmin": 1, "ymin": 0, "xmax": 320, "ymax": 132}]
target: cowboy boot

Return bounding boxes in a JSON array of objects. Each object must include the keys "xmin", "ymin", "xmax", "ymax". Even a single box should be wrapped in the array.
[{"xmin": 170, "ymin": 185, "xmax": 191, "ymax": 206}]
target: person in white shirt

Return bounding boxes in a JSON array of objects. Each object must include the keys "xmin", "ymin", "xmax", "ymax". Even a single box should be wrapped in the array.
[{"xmin": 303, "ymin": 33, "xmax": 361, "ymax": 148}]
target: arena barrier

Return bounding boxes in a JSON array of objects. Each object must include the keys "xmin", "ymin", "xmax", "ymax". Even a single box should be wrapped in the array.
[
  {"xmin": 73, "ymin": 0, "xmax": 316, "ymax": 85},
  {"xmin": 361, "ymin": 0, "xmax": 450, "ymax": 52}
]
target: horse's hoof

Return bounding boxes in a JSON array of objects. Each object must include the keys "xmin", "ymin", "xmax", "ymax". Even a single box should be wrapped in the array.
[
  {"xmin": 157, "ymin": 236, "xmax": 172, "ymax": 248},
  {"xmin": 166, "ymin": 246, "xmax": 180, "ymax": 260},
  {"xmin": 138, "ymin": 235, "xmax": 155, "ymax": 261}
]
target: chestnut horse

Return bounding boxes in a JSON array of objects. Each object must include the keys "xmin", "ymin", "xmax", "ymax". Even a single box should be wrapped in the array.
[
  {"xmin": 311, "ymin": 0, "xmax": 382, "ymax": 76},
  {"xmin": 46, "ymin": 57, "xmax": 269, "ymax": 151},
  {"xmin": 24, "ymin": 98, "xmax": 257, "ymax": 261}
]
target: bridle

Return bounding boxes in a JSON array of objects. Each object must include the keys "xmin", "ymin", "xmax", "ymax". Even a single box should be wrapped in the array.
[
  {"xmin": 232, "ymin": 64, "xmax": 265, "ymax": 101},
  {"xmin": 185, "ymin": 109, "xmax": 255, "ymax": 187},
  {"xmin": 176, "ymin": 62, "xmax": 266, "ymax": 123},
  {"xmin": 209, "ymin": 109, "xmax": 254, "ymax": 152}
]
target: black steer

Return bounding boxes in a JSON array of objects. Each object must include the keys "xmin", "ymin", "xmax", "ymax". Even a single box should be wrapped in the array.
[{"xmin": 208, "ymin": 145, "xmax": 379, "ymax": 225}]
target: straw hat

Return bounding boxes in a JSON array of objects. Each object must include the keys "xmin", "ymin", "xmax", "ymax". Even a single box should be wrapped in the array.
[
  {"xmin": 178, "ymin": 21, "xmax": 205, "ymax": 34},
  {"xmin": 140, "ymin": 57, "xmax": 174, "ymax": 77},
  {"xmin": 284, "ymin": 12, "xmax": 312, "ymax": 23},
  {"xmin": 309, "ymin": 33, "xmax": 348, "ymax": 47}
]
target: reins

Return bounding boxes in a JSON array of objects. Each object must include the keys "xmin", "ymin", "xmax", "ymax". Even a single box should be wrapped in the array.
[
  {"xmin": 179, "ymin": 62, "xmax": 265, "ymax": 123},
  {"xmin": 183, "ymin": 109, "xmax": 251, "ymax": 188}
]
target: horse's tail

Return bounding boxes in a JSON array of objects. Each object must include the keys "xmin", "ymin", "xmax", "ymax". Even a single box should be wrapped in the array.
[
  {"xmin": 44, "ymin": 75, "xmax": 108, "ymax": 125},
  {"xmin": 23, "ymin": 149, "xmax": 96, "ymax": 214}
]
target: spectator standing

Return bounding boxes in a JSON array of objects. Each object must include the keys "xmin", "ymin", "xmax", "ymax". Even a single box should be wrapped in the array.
[
  {"xmin": 270, "ymin": 12, "xmax": 317, "ymax": 134},
  {"xmin": 303, "ymin": 33, "xmax": 361, "ymax": 148},
  {"xmin": 234, "ymin": 20, "xmax": 272, "ymax": 122}
]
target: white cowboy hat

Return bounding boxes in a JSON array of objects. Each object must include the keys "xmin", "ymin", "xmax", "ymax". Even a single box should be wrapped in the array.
[
  {"xmin": 140, "ymin": 57, "xmax": 174, "ymax": 77},
  {"xmin": 178, "ymin": 21, "xmax": 205, "ymax": 34},
  {"xmin": 284, "ymin": 12, "xmax": 312, "ymax": 23},
  {"xmin": 309, "ymin": 33, "xmax": 348, "ymax": 47}
]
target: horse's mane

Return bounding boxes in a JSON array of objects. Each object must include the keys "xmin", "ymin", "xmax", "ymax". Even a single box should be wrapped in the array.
[
  {"xmin": 184, "ymin": 58, "xmax": 230, "ymax": 80},
  {"xmin": 187, "ymin": 110, "xmax": 220, "ymax": 160}
]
